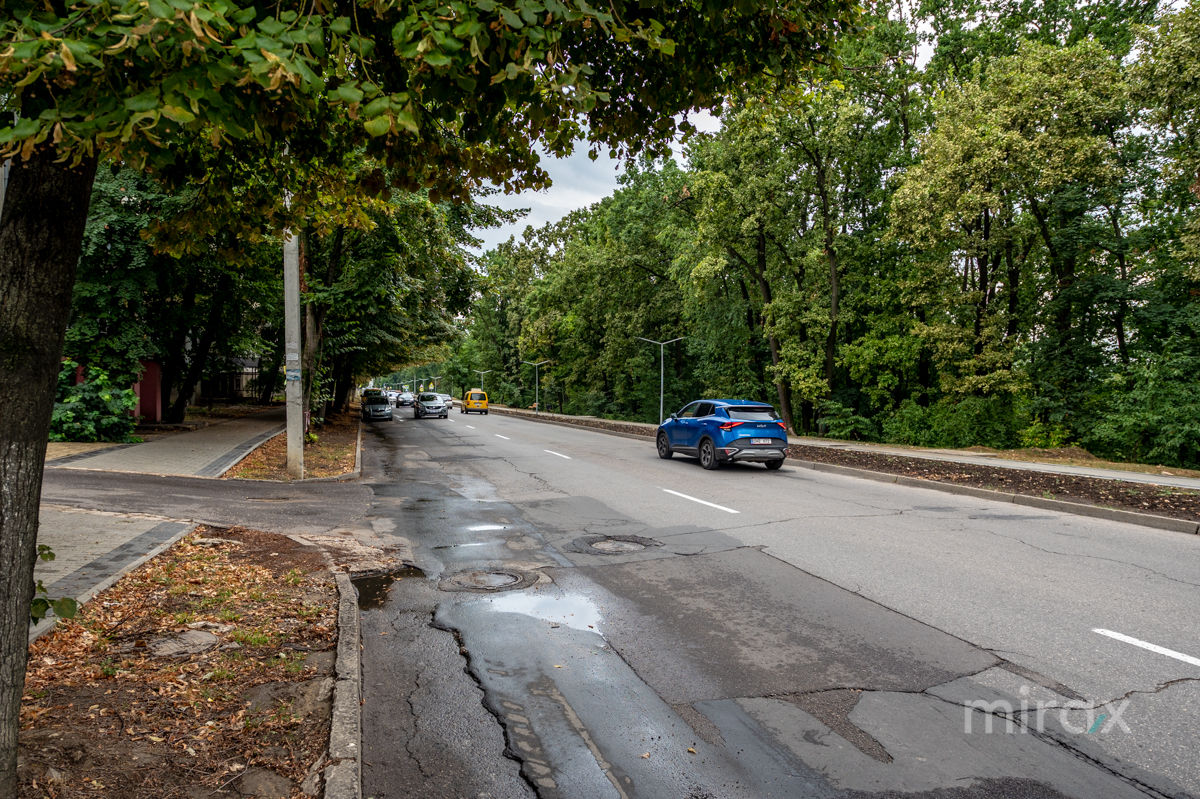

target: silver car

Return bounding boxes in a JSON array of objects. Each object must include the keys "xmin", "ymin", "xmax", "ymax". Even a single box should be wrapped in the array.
[
  {"xmin": 414, "ymin": 392, "xmax": 448, "ymax": 419},
  {"xmin": 361, "ymin": 395, "xmax": 394, "ymax": 421}
]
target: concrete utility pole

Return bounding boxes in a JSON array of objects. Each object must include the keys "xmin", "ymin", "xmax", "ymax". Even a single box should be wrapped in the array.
[
  {"xmin": 284, "ymin": 229, "xmax": 303, "ymax": 479},
  {"xmin": 522, "ymin": 360, "xmax": 549, "ymax": 412},
  {"xmin": 636, "ymin": 336, "xmax": 684, "ymax": 424}
]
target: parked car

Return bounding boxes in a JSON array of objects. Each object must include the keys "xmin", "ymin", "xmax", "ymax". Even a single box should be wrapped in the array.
[
  {"xmin": 439, "ymin": 393, "xmax": 455, "ymax": 411},
  {"xmin": 462, "ymin": 389, "xmax": 489, "ymax": 414},
  {"xmin": 414, "ymin": 392, "xmax": 448, "ymax": 419},
  {"xmin": 656, "ymin": 399, "xmax": 787, "ymax": 470},
  {"xmin": 361, "ymin": 394, "xmax": 394, "ymax": 421},
  {"xmin": 362, "ymin": 388, "xmax": 383, "ymax": 398},
  {"xmin": 396, "ymin": 391, "xmax": 415, "ymax": 407}
]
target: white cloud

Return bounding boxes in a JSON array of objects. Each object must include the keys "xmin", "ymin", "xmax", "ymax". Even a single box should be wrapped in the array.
[{"xmin": 471, "ymin": 110, "xmax": 721, "ymax": 253}]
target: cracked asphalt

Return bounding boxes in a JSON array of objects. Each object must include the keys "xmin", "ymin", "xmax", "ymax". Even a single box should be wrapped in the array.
[{"xmin": 357, "ymin": 411, "xmax": 1200, "ymax": 799}]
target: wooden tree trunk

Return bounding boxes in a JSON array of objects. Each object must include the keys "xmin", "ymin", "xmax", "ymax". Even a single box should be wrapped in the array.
[
  {"xmin": 163, "ymin": 271, "xmax": 232, "ymax": 423},
  {"xmin": 0, "ymin": 148, "xmax": 98, "ymax": 797}
]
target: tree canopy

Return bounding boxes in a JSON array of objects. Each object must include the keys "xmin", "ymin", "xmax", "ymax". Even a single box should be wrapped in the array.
[{"xmin": 447, "ymin": 0, "xmax": 1200, "ymax": 469}]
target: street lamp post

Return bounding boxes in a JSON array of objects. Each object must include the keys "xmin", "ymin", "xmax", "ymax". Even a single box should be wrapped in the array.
[
  {"xmin": 521, "ymin": 360, "xmax": 549, "ymax": 412},
  {"xmin": 473, "ymin": 369, "xmax": 493, "ymax": 391},
  {"xmin": 636, "ymin": 336, "xmax": 684, "ymax": 424}
]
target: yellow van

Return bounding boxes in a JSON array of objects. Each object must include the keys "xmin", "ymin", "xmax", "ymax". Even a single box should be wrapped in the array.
[{"xmin": 462, "ymin": 389, "xmax": 489, "ymax": 414}]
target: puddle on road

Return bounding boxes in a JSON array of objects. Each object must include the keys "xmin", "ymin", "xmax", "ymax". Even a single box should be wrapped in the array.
[
  {"xmin": 433, "ymin": 541, "xmax": 491, "ymax": 550},
  {"xmin": 467, "ymin": 524, "xmax": 508, "ymax": 532},
  {"xmin": 353, "ymin": 567, "xmax": 425, "ymax": 610},
  {"xmin": 485, "ymin": 592, "xmax": 603, "ymax": 634}
]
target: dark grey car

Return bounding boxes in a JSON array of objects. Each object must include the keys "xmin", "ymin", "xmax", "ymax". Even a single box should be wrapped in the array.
[
  {"xmin": 361, "ymin": 395, "xmax": 394, "ymax": 421},
  {"xmin": 414, "ymin": 392, "xmax": 448, "ymax": 419}
]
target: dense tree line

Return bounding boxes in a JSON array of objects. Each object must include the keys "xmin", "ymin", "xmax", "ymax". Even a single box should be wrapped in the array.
[
  {"xmin": 63, "ymin": 163, "xmax": 492, "ymax": 424},
  {"xmin": 450, "ymin": 0, "xmax": 1200, "ymax": 469}
]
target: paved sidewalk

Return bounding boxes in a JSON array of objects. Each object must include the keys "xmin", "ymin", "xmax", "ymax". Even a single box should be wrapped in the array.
[
  {"xmin": 32, "ymin": 409, "xmax": 286, "ymax": 641},
  {"xmin": 49, "ymin": 407, "xmax": 285, "ymax": 477}
]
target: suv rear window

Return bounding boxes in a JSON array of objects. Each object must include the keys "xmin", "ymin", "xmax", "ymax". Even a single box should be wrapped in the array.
[
  {"xmin": 469, "ymin": 392, "xmax": 485, "ymax": 400},
  {"xmin": 726, "ymin": 407, "xmax": 779, "ymax": 421}
]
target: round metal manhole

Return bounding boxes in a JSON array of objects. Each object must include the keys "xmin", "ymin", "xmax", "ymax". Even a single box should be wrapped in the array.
[
  {"xmin": 438, "ymin": 569, "xmax": 538, "ymax": 593},
  {"xmin": 566, "ymin": 535, "xmax": 663, "ymax": 556}
]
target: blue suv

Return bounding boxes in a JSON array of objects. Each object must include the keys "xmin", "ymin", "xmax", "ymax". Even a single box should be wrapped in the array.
[{"xmin": 656, "ymin": 399, "xmax": 788, "ymax": 470}]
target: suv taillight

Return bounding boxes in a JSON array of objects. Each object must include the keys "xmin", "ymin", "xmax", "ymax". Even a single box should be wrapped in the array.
[{"xmin": 719, "ymin": 421, "xmax": 744, "ymax": 431}]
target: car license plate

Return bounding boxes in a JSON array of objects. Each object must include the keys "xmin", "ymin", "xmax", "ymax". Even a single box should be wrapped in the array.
[{"xmin": 750, "ymin": 438, "xmax": 773, "ymax": 445}]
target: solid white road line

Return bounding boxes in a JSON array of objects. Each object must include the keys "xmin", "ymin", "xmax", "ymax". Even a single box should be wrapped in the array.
[
  {"xmin": 495, "ymin": 434, "xmax": 511, "ymax": 440},
  {"xmin": 1093, "ymin": 628, "xmax": 1200, "ymax": 668},
  {"xmin": 544, "ymin": 450, "xmax": 571, "ymax": 459},
  {"xmin": 662, "ymin": 489, "xmax": 740, "ymax": 515}
]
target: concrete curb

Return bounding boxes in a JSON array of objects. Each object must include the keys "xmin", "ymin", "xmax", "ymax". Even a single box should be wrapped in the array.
[
  {"xmin": 489, "ymin": 405, "xmax": 654, "ymax": 442},
  {"xmin": 208, "ymin": 423, "xmax": 287, "ymax": 477},
  {"xmin": 299, "ymin": 419, "xmax": 364, "ymax": 483},
  {"xmin": 217, "ymin": 420, "xmax": 363, "ymax": 483},
  {"xmin": 327, "ymin": 572, "xmax": 362, "ymax": 799},
  {"xmin": 797, "ymin": 460, "xmax": 1200, "ymax": 535},
  {"xmin": 489, "ymin": 406, "xmax": 1199, "ymax": 536}
]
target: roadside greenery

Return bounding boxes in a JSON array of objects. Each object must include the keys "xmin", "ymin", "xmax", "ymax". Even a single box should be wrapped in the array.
[
  {"xmin": 446, "ymin": 0, "xmax": 1200, "ymax": 470},
  {"xmin": 49, "ymin": 361, "xmax": 139, "ymax": 443}
]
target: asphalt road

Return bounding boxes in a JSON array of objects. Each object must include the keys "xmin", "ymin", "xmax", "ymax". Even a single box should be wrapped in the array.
[{"xmin": 358, "ymin": 411, "xmax": 1200, "ymax": 799}]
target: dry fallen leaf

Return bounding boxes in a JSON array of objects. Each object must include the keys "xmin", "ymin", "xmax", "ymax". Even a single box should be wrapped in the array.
[
  {"xmin": 641, "ymin": 752, "xmax": 650, "ymax": 759},
  {"xmin": 553, "ymin": 664, "xmax": 563, "ymax": 669},
  {"xmin": 687, "ymin": 747, "xmax": 697, "ymax": 754}
]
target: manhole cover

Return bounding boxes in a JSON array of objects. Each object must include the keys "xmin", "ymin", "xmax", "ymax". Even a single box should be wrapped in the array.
[
  {"xmin": 566, "ymin": 535, "xmax": 663, "ymax": 555},
  {"xmin": 439, "ymin": 569, "xmax": 537, "ymax": 593}
]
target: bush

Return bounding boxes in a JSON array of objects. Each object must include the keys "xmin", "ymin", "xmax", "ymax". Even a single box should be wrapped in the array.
[
  {"xmin": 1082, "ymin": 350, "xmax": 1200, "ymax": 469},
  {"xmin": 1018, "ymin": 420, "xmax": 1073, "ymax": 449},
  {"xmin": 49, "ymin": 361, "xmax": 139, "ymax": 442},
  {"xmin": 882, "ymin": 396, "xmax": 1018, "ymax": 449},
  {"xmin": 817, "ymin": 400, "xmax": 876, "ymax": 440}
]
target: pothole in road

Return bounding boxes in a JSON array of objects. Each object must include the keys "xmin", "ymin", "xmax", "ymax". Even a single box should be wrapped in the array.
[
  {"xmin": 566, "ymin": 535, "xmax": 663, "ymax": 555},
  {"xmin": 353, "ymin": 567, "xmax": 426, "ymax": 610},
  {"xmin": 438, "ymin": 569, "xmax": 538, "ymax": 593}
]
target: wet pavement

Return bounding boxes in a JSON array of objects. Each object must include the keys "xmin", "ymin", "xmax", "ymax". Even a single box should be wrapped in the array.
[{"xmin": 356, "ymin": 415, "xmax": 1180, "ymax": 799}]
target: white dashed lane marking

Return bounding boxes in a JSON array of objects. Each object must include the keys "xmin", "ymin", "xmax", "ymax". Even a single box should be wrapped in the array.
[
  {"xmin": 1093, "ymin": 629, "xmax": 1200, "ymax": 668},
  {"xmin": 661, "ymin": 489, "xmax": 739, "ymax": 515}
]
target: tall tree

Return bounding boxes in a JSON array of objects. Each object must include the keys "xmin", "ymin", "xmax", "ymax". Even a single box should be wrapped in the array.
[{"xmin": 0, "ymin": 5, "xmax": 860, "ymax": 787}]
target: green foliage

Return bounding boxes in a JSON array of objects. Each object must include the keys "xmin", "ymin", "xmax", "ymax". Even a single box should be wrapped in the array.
[
  {"xmin": 881, "ymin": 397, "xmax": 1019, "ymax": 450},
  {"xmin": 49, "ymin": 361, "xmax": 139, "ymax": 443},
  {"xmin": 1082, "ymin": 346, "xmax": 1200, "ymax": 468},
  {"xmin": 817, "ymin": 401, "xmax": 876, "ymax": 440},
  {"xmin": 30, "ymin": 546, "xmax": 78, "ymax": 625},
  {"xmin": 1018, "ymin": 421, "xmax": 1074, "ymax": 449},
  {"xmin": 452, "ymin": 2, "xmax": 1199, "ymax": 466}
]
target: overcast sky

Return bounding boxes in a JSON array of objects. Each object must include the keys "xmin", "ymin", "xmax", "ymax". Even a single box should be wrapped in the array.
[{"xmin": 471, "ymin": 111, "xmax": 722, "ymax": 254}]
